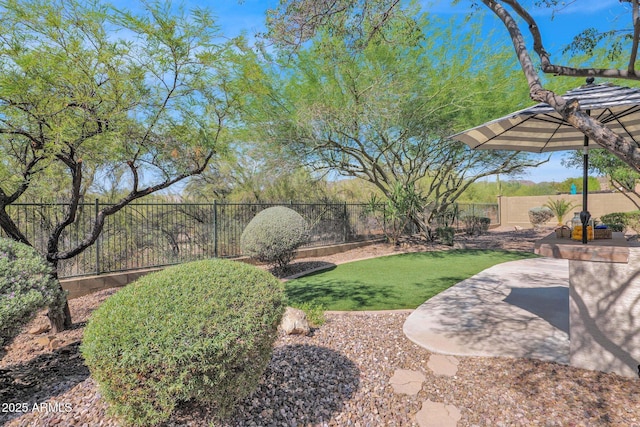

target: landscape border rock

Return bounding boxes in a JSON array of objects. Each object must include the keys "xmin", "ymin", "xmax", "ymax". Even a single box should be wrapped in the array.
[{"xmin": 280, "ymin": 307, "xmax": 311, "ymax": 336}]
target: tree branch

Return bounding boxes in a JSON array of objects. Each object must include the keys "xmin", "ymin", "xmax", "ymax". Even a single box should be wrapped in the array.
[{"xmin": 483, "ymin": 0, "xmax": 640, "ymax": 172}]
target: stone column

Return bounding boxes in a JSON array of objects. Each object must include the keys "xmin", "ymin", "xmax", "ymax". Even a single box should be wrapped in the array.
[{"xmin": 569, "ymin": 248, "xmax": 640, "ymax": 378}]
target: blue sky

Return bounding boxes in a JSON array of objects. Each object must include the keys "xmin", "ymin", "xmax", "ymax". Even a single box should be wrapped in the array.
[{"xmin": 212, "ymin": 0, "xmax": 626, "ymax": 183}]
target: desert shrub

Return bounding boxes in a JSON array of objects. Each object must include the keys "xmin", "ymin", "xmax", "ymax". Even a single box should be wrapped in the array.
[
  {"xmin": 0, "ymin": 238, "xmax": 65, "ymax": 351},
  {"xmin": 81, "ymin": 259, "xmax": 286, "ymax": 426},
  {"xmin": 601, "ymin": 211, "xmax": 640, "ymax": 234},
  {"xmin": 600, "ymin": 212, "xmax": 627, "ymax": 226},
  {"xmin": 435, "ymin": 226, "xmax": 455, "ymax": 246},
  {"xmin": 241, "ymin": 206, "xmax": 309, "ymax": 269},
  {"xmin": 601, "ymin": 212, "xmax": 627, "ymax": 232},
  {"xmin": 606, "ymin": 223, "xmax": 625, "ymax": 232},
  {"xmin": 461, "ymin": 215, "xmax": 491, "ymax": 235},
  {"xmin": 291, "ymin": 301, "xmax": 326, "ymax": 327},
  {"xmin": 528, "ymin": 207, "xmax": 554, "ymax": 228}
]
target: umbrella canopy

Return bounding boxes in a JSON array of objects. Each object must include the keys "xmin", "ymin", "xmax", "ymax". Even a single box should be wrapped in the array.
[
  {"xmin": 452, "ymin": 81, "xmax": 640, "ymax": 153},
  {"xmin": 451, "ymin": 79, "xmax": 640, "ymax": 244}
]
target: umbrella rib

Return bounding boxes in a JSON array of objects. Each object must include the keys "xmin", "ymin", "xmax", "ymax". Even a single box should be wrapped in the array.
[
  {"xmin": 605, "ymin": 107, "xmax": 640, "ymax": 146},
  {"xmin": 539, "ymin": 120, "xmax": 564, "ymax": 152}
]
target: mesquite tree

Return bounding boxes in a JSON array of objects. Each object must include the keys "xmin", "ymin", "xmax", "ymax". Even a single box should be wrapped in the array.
[
  {"xmin": 258, "ymin": 3, "xmax": 543, "ymax": 236},
  {"xmin": 266, "ymin": 0, "xmax": 640, "ymax": 176},
  {"xmin": 0, "ymin": 0, "xmax": 240, "ymax": 331}
]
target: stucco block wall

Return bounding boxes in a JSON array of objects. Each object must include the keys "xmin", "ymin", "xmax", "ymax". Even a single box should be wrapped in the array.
[
  {"xmin": 498, "ymin": 193, "xmax": 640, "ymax": 228},
  {"xmin": 568, "ymin": 248, "xmax": 640, "ymax": 378}
]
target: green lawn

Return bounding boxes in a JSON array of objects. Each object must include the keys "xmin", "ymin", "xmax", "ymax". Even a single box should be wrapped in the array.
[{"xmin": 286, "ymin": 249, "xmax": 537, "ymax": 311}]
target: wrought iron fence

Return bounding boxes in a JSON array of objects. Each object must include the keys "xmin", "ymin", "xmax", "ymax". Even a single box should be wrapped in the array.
[
  {"xmin": 2, "ymin": 201, "xmax": 385, "ymax": 278},
  {"xmin": 1, "ymin": 200, "xmax": 497, "ymax": 278},
  {"xmin": 452, "ymin": 203, "xmax": 500, "ymax": 229}
]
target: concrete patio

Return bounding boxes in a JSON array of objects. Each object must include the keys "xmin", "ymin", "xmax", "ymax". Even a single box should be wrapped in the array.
[{"xmin": 403, "ymin": 257, "xmax": 570, "ymax": 364}]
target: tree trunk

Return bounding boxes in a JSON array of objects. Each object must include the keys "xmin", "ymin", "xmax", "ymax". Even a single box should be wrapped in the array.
[
  {"xmin": 48, "ymin": 294, "xmax": 72, "ymax": 333},
  {"xmin": 47, "ymin": 267, "xmax": 73, "ymax": 333}
]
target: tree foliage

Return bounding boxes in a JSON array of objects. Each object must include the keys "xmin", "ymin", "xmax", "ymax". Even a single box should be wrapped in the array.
[
  {"xmin": 563, "ymin": 149, "xmax": 640, "ymax": 208},
  {"xmin": 0, "ymin": 0, "xmax": 240, "ymax": 330},
  {"xmin": 268, "ymin": 0, "xmax": 640, "ymax": 185},
  {"xmin": 0, "ymin": 237, "xmax": 66, "ymax": 356},
  {"xmin": 258, "ymin": 6, "xmax": 543, "ymax": 236},
  {"xmin": 265, "ymin": 0, "xmax": 402, "ymax": 52},
  {"xmin": 183, "ymin": 146, "xmax": 337, "ymax": 203}
]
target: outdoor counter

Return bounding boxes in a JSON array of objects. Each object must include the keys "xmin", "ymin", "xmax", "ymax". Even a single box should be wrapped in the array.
[
  {"xmin": 534, "ymin": 231, "xmax": 629, "ymax": 263},
  {"xmin": 534, "ymin": 232, "xmax": 640, "ymax": 378}
]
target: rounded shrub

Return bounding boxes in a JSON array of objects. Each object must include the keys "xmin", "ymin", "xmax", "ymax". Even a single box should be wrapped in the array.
[
  {"xmin": 0, "ymin": 237, "xmax": 65, "ymax": 351},
  {"xmin": 528, "ymin": 206, "xmax": 554, "ymax": 229},
  {"xmin": 81, "ymin": 259, "xmax": 286, "ymax": 426},
  {"xmin": 240, "ymin": 206, "xmax": 309, "ymax": 269}
]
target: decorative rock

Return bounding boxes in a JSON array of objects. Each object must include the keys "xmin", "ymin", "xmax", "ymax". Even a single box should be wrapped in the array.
[
  {"xmin": 389, "ymin": 369, "xmax": 425, "ymax": 395},
  {"xmin": 28, "ymin": 324, "xmax": 50, "ymax": 335},
  {"xmin": 280, "ymin": 307, "xmax": 311, "ymax": 335},
  {"xmin": 427, "ymin": 354, "xmax": 459, "ymax": 377},
  {"xmin": 36, "ymin": 336, "xmax": 54, "ymax": 347},
  {"xmin": 415, "ymin": 399, "xmax": 461, "ymax": 427},
  {"xmin": 49, "ymin": 339, "xmax": 65, "ymax": 350}
]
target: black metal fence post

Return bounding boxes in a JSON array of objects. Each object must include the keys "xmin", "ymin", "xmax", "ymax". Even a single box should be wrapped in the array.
[
  {"xmin": 95, "ymin": 198, "xmax": 101, "ymax": 275},
  {"xmin": 343, "ymin": 202, "xmax": 348, "ymax": 243},
  {"xmin": 213, "ymin": 200, "xmax": 218, "ymax": 258}
]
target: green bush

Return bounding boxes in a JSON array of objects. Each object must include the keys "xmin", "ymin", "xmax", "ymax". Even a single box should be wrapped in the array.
[
  {"xmin": 291, "ymin": 301, "xmax": 326, "ymax": 327},
  {"xmin": 81, "ymin": 259, "xmax": 286, "ymax": 426},
  {"xmin": 601, "ymin": 211, "xmax": 640, "ymax": 233},
  {"xmin": 528, "ymin": 207, "xmax": 554, "ymax": 228},
  {"xmin": 0, "ymin": 238, "xmax": 65, "ymax": 352},
  {"xmin": 607, "ymin": 223, "xmax": 625, "ymax": 232},
  {"xmin": 435, "ymin": 226, "xmax": 455, "ymax": 246},
  {"xmin": 241, "ymin": 206, "xmax": 309, "ymax": 269}
]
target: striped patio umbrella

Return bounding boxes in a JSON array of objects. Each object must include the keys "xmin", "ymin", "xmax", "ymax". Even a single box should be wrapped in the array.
[{"xmin": 450, "ymin": 78, "xmax": 640, "ymax": 243}]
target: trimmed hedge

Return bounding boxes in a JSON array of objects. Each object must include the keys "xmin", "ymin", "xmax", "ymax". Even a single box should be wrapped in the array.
[
  {"xmin": 241, "ymin": 206, "xmax": 309, "ymax": 269},
  {"xmin": 0, "ymin": 238, "xmax": 65, "ymax": 352},
  {"xmin": 81, "ymin": 259, "xmax": 286, "ymax": 426}
]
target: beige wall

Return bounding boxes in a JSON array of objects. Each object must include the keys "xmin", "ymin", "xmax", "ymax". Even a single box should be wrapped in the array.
[{"xmin": 498, "ymin": 193, "xmax": 640, "ymax": 228}]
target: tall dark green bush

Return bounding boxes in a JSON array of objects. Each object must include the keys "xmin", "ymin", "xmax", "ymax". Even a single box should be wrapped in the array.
[
  {"xmin": 240, "ymin": 206, "xmax": 309, "ymax": 269},
  {"xmin": 0, "ymin": 237, "xmax": 65, "ymax": 354},
  {"xmin": 81, "ymin": 259, "xmax": 286, "ymax": 426}
]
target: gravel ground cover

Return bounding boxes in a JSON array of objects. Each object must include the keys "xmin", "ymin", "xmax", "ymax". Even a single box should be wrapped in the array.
[{"xmin": 2, "ymin": 227, "xmax": 639, "ymax": 426}]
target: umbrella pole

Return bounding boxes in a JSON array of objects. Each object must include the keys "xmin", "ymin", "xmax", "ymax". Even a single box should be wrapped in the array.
[{"xmin": 580, "ymin": 133, "xmax": 591, "ymax": 244}]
